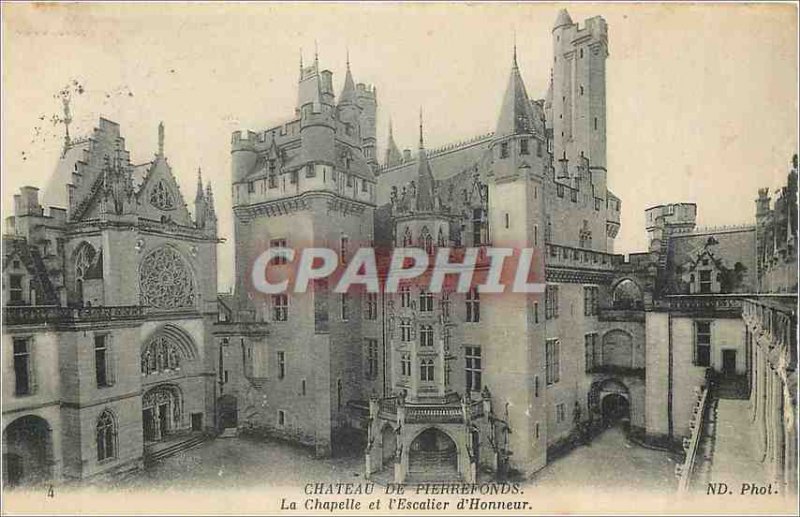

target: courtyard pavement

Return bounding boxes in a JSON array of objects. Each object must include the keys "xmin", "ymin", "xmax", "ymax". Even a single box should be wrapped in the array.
[
  {"xmin": 527, "ymin": 425, "xmax": 679, "ymax": 492},
  {"xmin": 707, "ymin": 397, "xmax": 768, "ymax": 488},
  {"xmin": 114, "ymin": 425, "xmax": 678, "ymax": 494},
  {"xmin": 113, "ymin": 436, "xmax": 365, "ymax": 491}
]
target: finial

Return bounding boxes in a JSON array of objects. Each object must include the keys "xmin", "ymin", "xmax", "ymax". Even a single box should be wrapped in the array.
[
  {"xmin": 158, "ymin": 121, "xmax": 165, "ymax": 156},
  {"xmin": 300, "ymin": 48, "xmax": 303, "ymax": 71},
  {"xmin": 513, "ymin": 30, "xmax": 518, "ymax": 69},
  {"xmin": 61, "ymin": 93, "xmax": 72, "ymax": 153},
  {"xmin": 346, "ymin": 47, "xmax": 350, "ymax": 70},
  {"xmin": 419, "ymin": 107, "xmax": 424, "ymax": 149},
  {"xmin": 389, "ymin": 118, "xmax": 393, "ymax": 137},
  {"xmin": 314, "ymin": 40, "xmax": 319, "ymax": 66}
]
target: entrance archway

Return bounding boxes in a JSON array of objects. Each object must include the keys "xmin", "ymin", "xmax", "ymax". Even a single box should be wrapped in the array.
[
  {"xmin": 218, "ymin": 394, "xmax": 238, "ymax": 430},
  {"xmin": 142, "ymin": 384, "xmax": 183, "ymax": 442},
  {"xmin": 2, "ymin": 415, "xmax": 53, "ymax": 487},
  {"xmin": 408, "ymin": 427, "xmax": 458, "ymax": 479},
  {"xmin": 601, "ymin": 393, "xmax": 630, "ymax": 426}
]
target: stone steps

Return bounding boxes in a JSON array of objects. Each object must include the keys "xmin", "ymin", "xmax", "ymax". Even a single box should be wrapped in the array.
[
  {"xmin": 219, "ymin": 427, "xmax": 239, "ymax": 439},
  {"xmin": 144, "ymin": 434, "xmax": 207, "ymax": 467}
]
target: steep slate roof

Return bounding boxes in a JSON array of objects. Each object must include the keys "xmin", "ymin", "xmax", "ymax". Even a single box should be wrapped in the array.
[
  {"xmin": 339, "ymin": 64, "xmax": 357, "ymax": 105},
  {"xmin": 495, "ymin": 51, "xmax": 538, "ymax": 137},
  {"xmin": 553, "ymin": 9, "xmax": 574, "ymax": 30},
  {"xmin": 131, "ymin": 161, "xmax": 154, "ymax": 192},
  {"xmin": 376, "ymin": 134, "xmax": 493, "ymax": 204},
  {"xmin": 2, "ymin": 236, "xmax": 59, "ymax": 305},
  {"xmin": 41, "ymin": 140, "xmax": 91, "ymax": 209},
  {"xmin": 663, "ymin": 227, "xmax": 758, "ymax": 294}
]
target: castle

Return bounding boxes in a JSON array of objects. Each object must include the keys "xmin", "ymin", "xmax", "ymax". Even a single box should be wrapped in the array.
[{"xmin": 2, "ymin": 9, "xmax": 796, "ymax": 492}]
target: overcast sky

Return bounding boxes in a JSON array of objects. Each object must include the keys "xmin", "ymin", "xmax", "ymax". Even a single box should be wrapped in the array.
[{"xmin": 2, "ymin": 3, "xmax": 797, "ymax": 291}]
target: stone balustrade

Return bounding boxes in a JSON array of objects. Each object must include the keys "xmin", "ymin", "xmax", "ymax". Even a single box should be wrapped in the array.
[{"xmin": 4, "ymin": 305, "xmax": 145, "ymax": 326}]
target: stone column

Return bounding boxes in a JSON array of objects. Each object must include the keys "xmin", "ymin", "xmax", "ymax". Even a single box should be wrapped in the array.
[{"xmin": 772, "ymin": 371, "xmax": 785, "ymax": 485}]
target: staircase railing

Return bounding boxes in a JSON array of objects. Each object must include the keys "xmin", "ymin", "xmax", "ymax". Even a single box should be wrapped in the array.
[{"xmin": 676, "ymin": 384, "xmax": 710, "ymax": 492}]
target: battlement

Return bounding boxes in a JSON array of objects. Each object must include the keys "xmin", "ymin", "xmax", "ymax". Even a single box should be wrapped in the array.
[
  {"xmin": 688, "ymin": 223, "xmax": 756, "ymax": 236},
  {"xmin": 300, "ymin": 104, "xmax": 335, "ymax": 129},
  {"xmin": 377, "ymin": 132, "xmax": 494, "ymax": 172},
  {"xmin": 556, "ymin": 12, "xmax": 608, "ymax": 47},
  {"xmin": 356, "ymin": 83, "xmax": 377, "ymax": 98},
  {"xmin": 231, "ymin": 130, "xmax": 259, "ymax": 150},
  {"xmin": 645, "ymin": 203, "xmax": 698, "ymax": 231}
]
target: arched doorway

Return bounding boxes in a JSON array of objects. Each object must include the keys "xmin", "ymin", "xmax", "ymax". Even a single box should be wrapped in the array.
[
  {"xmin": 612, "ymin": 279, "xmax": 643, "ymax": 309},
  {"xmin": 408, "ymin": 428, "xmax": 458, "ymax": 480},
  {"xmin": 2, "ymin": 415, "xmax": 53, "ymax": 488},
  {"xmin": 381, "ymin": 425, "xmax": 397, "ymax": 467},
  {"xmin": 218, "ymin": 394, "xmax": 238, "ymax": 430},
  {"xmin": 142, "ymin": 384, "xmax": 183, "ymax": 442},
  {"xmin": 601, "ymin": 393, "xmax": 630, "ymax": 427}
]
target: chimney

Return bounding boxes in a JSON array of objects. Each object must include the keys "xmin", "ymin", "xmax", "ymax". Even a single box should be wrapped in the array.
[{"xmin": 19, "ymin": 187, "xmax": 41, "ymax": 216}]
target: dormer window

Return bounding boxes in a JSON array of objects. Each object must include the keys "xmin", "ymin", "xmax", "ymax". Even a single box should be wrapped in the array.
[
  {"xmin": 9, "ymin": 274, "xmax": 23, "ymax": 303},
  {"xmin": 306, "ymin": 164, "xmax": 315, "ymax": 178}
]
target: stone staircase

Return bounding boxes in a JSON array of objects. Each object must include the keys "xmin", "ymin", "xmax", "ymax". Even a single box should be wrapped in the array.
[
  {"xmin": 407, "ymin": 450, "xmax": 460, "ymax": 482},
  {"xmin": 144, "ymin": 433, "xmax": 207, "ymax": 467},
  {"xmin": 218, "ymin": 427, "xmax": 239, "ymax": 439}
]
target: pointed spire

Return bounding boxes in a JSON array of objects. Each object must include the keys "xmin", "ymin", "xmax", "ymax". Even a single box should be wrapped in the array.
[
  {"xmin": 346, "ymin": 47, "xmax": 350, "ymax": 70},
  {"xmin": 513, "ymin": 31, "xmax": 518, "ymax": 70},
  {"xmin": 314, "ymin": 40, "xmax": 319, "ymax": 67},
  {"xmin": 299, "ymin": 48, "xmax": 304, "ymax": 78},
  {"xmin": 157, "ymin": 121, "xmax": 165, "ymax": 157},
  {"xmin": 495, "ymin": 49, "xmax": 536, "ymax": 137},
  {"xmin": 339, "ymin": 50, "xmax": 356, "ymax": 105},
  {"xmin": 385, "ymin": 118, "xmax": 402, "ymax": 167},
  {"xmin": 205, "ymin": 181, "xmax": 217, "ymax": 219},
  {"xmin": 196, "ymin": 167, "xmax": 204, "ymax": 201},
  {"xmin": 415, "ymin": 108, "xmax": 436, "ymax": 212},
  {"xmin": 419, "ymin": 107, "xmax": 424, "ymax": 149}
]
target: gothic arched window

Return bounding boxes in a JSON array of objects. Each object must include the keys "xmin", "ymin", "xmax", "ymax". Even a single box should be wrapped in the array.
[
  {"xmin": 402, "ymin": 227, "xmax": 413, "ymax": 247},
  {"xmin": 149, "ymin": 180, "xmax": 176, "ymax": 211},
  {"xmin": 96, "ymin": 410, "xmax": 117, "ymax": 461},
  {"xmin": 437, "ymin": 227, "xmax": 446, "ymax": 247},
  {"xmin": 420, "ymin": 325, "xmax": 434, "ymax": 347},
  {"xmin": 139, "ymin": 246, "xmax": 195, "ymax": 309},
  {"xmin": 141, "ymin": 335, "xmax": 183, "ymax": 376},
  {"xmin": 420, "ymin": 359, "xmax": 435, "ymax": 381},
  {"xmin": 75, "ymin": 243, "xmax": 103, "ymax": 282}
]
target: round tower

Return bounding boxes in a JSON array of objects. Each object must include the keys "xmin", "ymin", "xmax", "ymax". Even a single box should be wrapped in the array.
[{"xmin": 231, "ymin": 130, "xmax": 258, "ymax": 185}]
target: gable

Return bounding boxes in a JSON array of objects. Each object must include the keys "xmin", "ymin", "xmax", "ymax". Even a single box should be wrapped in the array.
[{"xmin": 135, "ymin": 157, "xmax": 193, "ymax": 225}]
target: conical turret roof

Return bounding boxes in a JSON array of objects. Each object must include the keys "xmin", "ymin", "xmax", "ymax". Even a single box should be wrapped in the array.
[
  {"xmin": 553, "ymin": 9, "xmax": 573, "ymax": 30},
  {"xmin": 339, "ymin": 58, "xmax": 356, "ymax": 105},
  {"xmin": 495, "ymin": 51, "xmax": 537, "ymax": 137}
]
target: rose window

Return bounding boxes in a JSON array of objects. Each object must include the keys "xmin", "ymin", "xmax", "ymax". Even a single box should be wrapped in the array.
[{"xmin": 139, "ymin": 247, "xmax": 195, "ymax": 309}]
